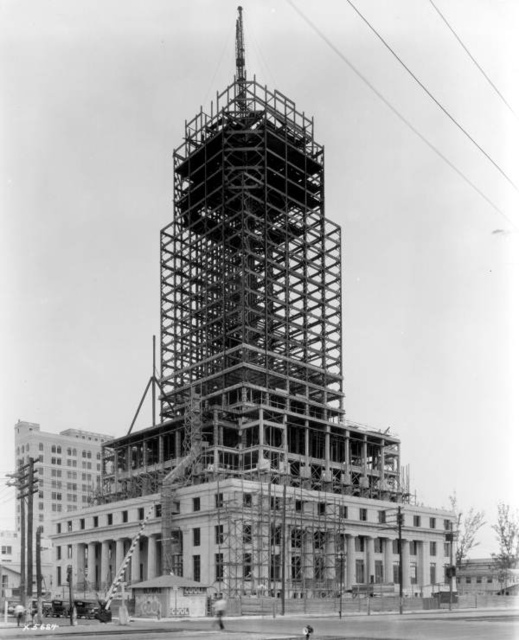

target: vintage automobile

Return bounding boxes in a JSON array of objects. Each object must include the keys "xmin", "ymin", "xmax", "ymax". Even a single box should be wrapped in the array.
[
  {"xmin": 49, "ymin": 600, "xmax": 67, "ymax": 617},
  {"xmin": 67, "ymin": 600, "xmax": 99, "ymax": 619}
]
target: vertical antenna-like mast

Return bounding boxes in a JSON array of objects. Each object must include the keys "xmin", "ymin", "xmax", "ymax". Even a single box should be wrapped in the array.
[{"xmin": 235, "ymin": 6, "xmax": 247, "ymax": 111}]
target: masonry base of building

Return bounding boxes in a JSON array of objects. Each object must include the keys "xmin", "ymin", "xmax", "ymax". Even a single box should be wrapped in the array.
[{"xmin": 51, "ymin": 477, "xmax": 453, "ymax": 602}]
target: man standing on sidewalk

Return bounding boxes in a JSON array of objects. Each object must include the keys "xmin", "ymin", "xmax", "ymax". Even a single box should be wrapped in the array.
[{"xmin": 14, "ymin": 603, "xmax": 25, "ymax": 627}]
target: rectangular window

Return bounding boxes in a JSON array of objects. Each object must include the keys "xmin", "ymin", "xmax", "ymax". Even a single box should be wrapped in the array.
[
  {"xmin": 295, "ymin": 500, "xmax": 302, "ymax": 512},
  {"xmin": 430, "ymin": 563, "xmax": 436, "ymax": 585},
  {"xmin": 57, "ymin": 566, "xmax": 62, "ymax": 586},
  {"xmin": 243, "ymin": 492, "xmax": 252, "ymax": 507},
  {"xmin": 93, "ymin": 516, "xmax": 98, "ymax": 528},
  {"xmin": 243, "ymin": 524, "xmax": 252, "ymax": 544},
  {"xmin": 375, "ymin": 560, "xmax": 384, "ymax": 583},
  {"xmin": 410, "ymin": 562, "xmax": 418, "ymax": 584},
  {"xmin": 444, "ymin": 543, "xmax": 450, "ymax": 557},
  {"xmin": 215, "ymin": 553, "xmax": 224, "ymax": 580},
  {"xmin": 476, "ymin": 576, "xmax": 482, "ymax": 584},
  {"xmin": 413, "ymin": 515, "xmax": 421, "ymax": 527},
  {"xmin": 67, "ymin": 545, "xmax": 72, "ymax": 559},
  {"xmin": 138, "ymin": 507, "xmax": 145, "ymax": 520},
  {"xmin": 409, "ymin": 541, "xmax": 417, "ymax": 556},
  {"xmin": 193, "ymin": 528, "xmax": 201, "ymax": 547},
  {"xmin": 215, "ymin": 524, "xmax": 224, "ymax": 545},
  {"xmin": 378, "ymin": 511, "xmax": 386, "ymax": 524},
  {"xmin": 340, "ymin": 505, "xmax": 348, "ymax": 519},
  {"xmin": 155, "ymin": 504, "xmax": 162, "ymax": 518},
  {"xmin": 318, "ymin": 502, "xmax": 326, "ymax": 515},
  {"xmin": 355, "ymin": 536, "xmax": 365, "ymax": 552},
  {"xmin": 392, "ymin": 539, "xmax": 400, "ymax": 554},
  {"xmin": 430, "ymin": 541, "xmax": 437, "ymax": 556},
  {"xmin": 374, "ymin": 538, "xmax": 383, "ymax": 553},
  {"xmin": 466, "ymin": 577, "xmax": 472, "ymax": 584},
  {"xmin": 429, "ymin": 517, "xmax": 436, "ymax": 529},
  {"xmin": 355, "ymin": 559, "xmax": 365, "ymax": 584},
  {"xmin": 80, "ymin": 519, "xmax": 85, "ymax": 530},
  {"xmin": 56, "ymin": 547, "xmax": 61, "ymax": 560},
  {"xmin": 57, "ymin": 523, "xmax": 61, "ymax": 534},
  {"xmin": 314, "ymin": 555, "xmax": 325, "ymax": 581},
  {"xmin": 193, "ymin": 497, "xmax": 200, "ymax": 512},
  {"xmin": 122, "ymin": 511, "xmax": 128, "ymax": 523},
  {"xmin": 215, "ymin": 493, "xmax": 223, "ymax": 509},
  {"xmin": 393, "ymin": 562, "xmax": 400, "ymax": 584},
  {"xmin": 444, "ymin": 519, "xmax": 451, "ymax": 530},
  {"xmin": 107, "ymin": 514, "xmax": 113, "ymax": 526},
  {"xmin": 359, "ymin": 508, "xmax": 368, "ymax": 521},
  {"xmin": 291, "ymin": 529, "xmax": 302, "ymax": 549},
  {"xmin": 243, "ymin": 552, "xmax": 252, "ymax": 579},
  {"xmin": 291, "ymin": 556, "xmax": 302, "ymax": 581},
  {"xmin": 193, "ymin": 555, "xmax": 201, "ymax": 582},
  {"xmin": 271, "ymin": 553, "xmax": 281, "ymax": 581}
]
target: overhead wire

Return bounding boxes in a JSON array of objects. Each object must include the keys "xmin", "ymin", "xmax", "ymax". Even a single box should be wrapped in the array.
[
  {"xmin": 343, "ymin": 0, "xmax": 518, "ymax": 194},
  {"xmin": 202, "ymin": 20, "xmax": 234, "ymax": 108},
  {"xmin": 428, "ymin": 0, "xmax": 518, "ymax": 121},
  {"xmin": 285, "ymin": 0, "xmax": 518, "ymax": 231}
]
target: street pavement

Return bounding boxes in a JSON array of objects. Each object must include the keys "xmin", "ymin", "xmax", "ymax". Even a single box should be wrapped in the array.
[{"xmin": 0, "ymin": 607, "xmax": 518, "ymax": 640}]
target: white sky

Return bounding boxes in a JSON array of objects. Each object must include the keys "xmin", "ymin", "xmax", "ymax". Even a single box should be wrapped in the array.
[{"xmin": 1, "ymin": 0, "xmax": 518, "ymax": 557}]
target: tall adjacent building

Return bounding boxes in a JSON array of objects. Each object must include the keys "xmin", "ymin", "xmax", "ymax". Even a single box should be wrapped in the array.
[
  {"xmin": 14, "ymin": 421, "xmax": 112, "ymax": 536},
  {"xmin": 51, "ymin": 9, "xmax": 454, "ymax": 602}
]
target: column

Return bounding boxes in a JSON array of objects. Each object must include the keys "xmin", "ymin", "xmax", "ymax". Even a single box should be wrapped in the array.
[
  {"xmin": 147, "ymin": 535, "xmax": 158, "ymax": 580},
  {"xmin": 100, "ymin": 540, "xmax": 110, "ymax": 591},
  {"xmin": 87, "ymin": 542, "xmax": 96, "ymax": 587},
  {"xmin": 418, "ymin": 540, "xmax": 430, "ymax": 592},
  {"xmin": 384, "ymin": 538, "xmax": 393, "ymax": 584},
  {"xmin": 346, "ymin": 534, "xmax": 356, "ymax": 589},
  {"xmin": 75, "ymin": 543, "xmax": 86, "ymax": 591},
  {"xmin": 401, "ymin": 539, "xmax": 410, "ymax": 590},
  {"xmin": 115, "ymin": 538, "xmax": 125, "ymax": 579},
  {"xmin": 366, "ymin": 536, "xmax": 375, "ymax": 585},
  {"xmin": 131, "ymin": 538, "xmax": 141, "ymax": 584}
]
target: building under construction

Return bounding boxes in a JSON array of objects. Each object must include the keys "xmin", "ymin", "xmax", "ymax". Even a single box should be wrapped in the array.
[{"xmin": 51, "ymin": 9, "xmax": 454, "ymax": 606}]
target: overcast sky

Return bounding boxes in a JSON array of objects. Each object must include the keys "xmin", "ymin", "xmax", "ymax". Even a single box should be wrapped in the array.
[{"xmin": 1, "ymin": 0, "xmax": 518, "ymax": 557}]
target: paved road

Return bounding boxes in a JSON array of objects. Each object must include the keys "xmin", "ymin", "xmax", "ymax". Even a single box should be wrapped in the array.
[{"xmin": 1, "ymin": 609, "xmax": 518, "ymax": 640}]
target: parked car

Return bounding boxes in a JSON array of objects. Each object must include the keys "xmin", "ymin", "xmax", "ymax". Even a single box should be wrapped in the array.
[
  {"xmin": 67, "ymin": 600, "xmax": 99, "ymax": 619},
  {"xmin": 49, "ymin": 600, "xmax": 67, "ymax": 617}
]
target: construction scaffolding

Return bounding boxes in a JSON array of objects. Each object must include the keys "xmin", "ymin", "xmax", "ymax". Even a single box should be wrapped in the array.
[{"xmin": 91, "ymin": 7, "xmax": 413, "ymax": 598}]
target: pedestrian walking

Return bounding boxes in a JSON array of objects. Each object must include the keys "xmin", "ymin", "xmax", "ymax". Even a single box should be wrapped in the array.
[
  {"xmin": 302, "ymin": 623, "xmax": 314, "ymax": 639},
  {"xmin": 14, "ymin": 603, "xmax": 25, "ymax": 627},
  {"xmin": 213, "ymin": 596, "xmax": 227, "ymax": 630}
]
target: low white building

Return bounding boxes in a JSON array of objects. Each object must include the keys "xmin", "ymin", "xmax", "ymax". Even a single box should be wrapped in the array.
[{"xmin": 50, "ymin": 478, "xmax": 454, "ymax": 602}]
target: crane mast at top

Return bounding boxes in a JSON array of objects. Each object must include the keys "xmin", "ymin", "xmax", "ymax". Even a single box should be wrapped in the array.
[{"xmin": 235, "ymin": 5, "xmax": 247, "ymax": 111}]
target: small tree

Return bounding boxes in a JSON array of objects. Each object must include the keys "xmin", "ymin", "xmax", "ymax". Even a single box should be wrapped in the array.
[
  {"xmin": 449, "ymin": 493, "xmax": 485, "ymax": 568},
  {"xmin": 491, "ymin": 502, "xmax": 519, "ymax": 592}
]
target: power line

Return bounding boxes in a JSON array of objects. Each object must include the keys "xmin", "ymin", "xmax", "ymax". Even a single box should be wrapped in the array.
[
  {"xmin": 343, "ymin": 0, "xmax": 518, "ymax": 193},
  {"xmin": 285, "ymin": 0, "xmax": 518, "ymax": 231},
  {"xmin": 428, "ymin": 0, "xmax": 518, "ymax": 121}
]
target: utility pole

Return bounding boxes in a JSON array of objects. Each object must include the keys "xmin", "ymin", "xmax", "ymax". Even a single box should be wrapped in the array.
[
  {"xmin": 27, "ymin": 459, "xmax": 35, "ymax": 599},
  {"xmin": 36, "ymin": 526, "xmax": 43, "ymax": 623},
  {"xmin": 445, "ymin": 525, "xmax": 457, "ymax": 611},
  {"xmin": 397, "ymin": 506, "xmax": 404, "ymax": 615},
  {"xmin": 7, "ymin": 458, "xmax": 39, "ymax": 609},
  {"xmin": 339, "ymin": 553, "xmax": 344, "ymax": 619}
]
